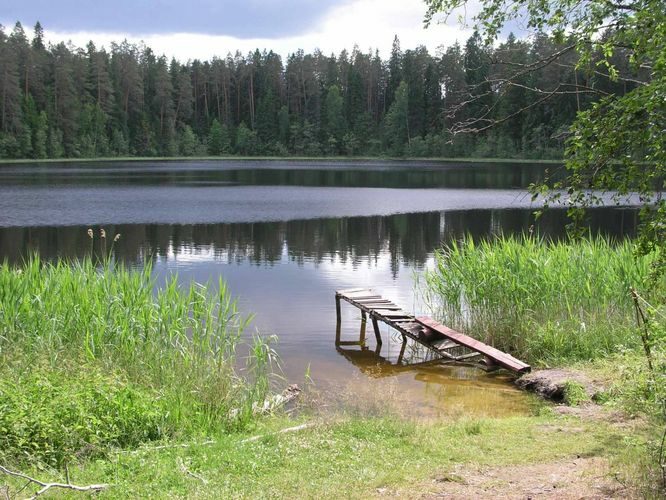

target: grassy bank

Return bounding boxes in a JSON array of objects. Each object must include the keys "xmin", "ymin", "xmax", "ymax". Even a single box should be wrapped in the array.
[
  {"xmin": 0, "ymin": 413, "xmax": 646, "ymax": 498},
  {"xmin": 0, "ymin": 155, "xmax": 562, "ymax": 165},
  {"xmin": 0, "ymin": 256, "xmax": 275, "ymax": 467},
  {"xmin": 424, "ymin": 234, "xmax": 665, "ymax": 495}
]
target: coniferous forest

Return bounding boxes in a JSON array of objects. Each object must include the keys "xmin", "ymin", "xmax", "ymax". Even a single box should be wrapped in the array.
[{"xmin": 0, "ymin": 21, "xmax": 640, "ymax": 160}]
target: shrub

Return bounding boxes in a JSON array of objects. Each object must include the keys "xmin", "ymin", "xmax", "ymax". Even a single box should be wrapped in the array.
[{"xmin": 0, "ymin": 361, "xmax": 162, "ymax": 466}]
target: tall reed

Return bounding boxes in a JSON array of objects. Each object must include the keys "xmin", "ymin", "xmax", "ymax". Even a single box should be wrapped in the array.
[
  {"xmin": 0, "ymin": 256, "xmax": 275, "ymax": 437},
  {"xmin": 423, "ymin": 235, "xmax": 653, "ymax": 365}
]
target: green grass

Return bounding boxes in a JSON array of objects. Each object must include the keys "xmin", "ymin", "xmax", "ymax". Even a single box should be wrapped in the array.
[
  {"xmin": 0, "ymin": 414, "xmax": 634, "ymax": 498},
  {"xmin": 0, "ymin": 155, "xmax": 562, "ymax": 165},
  {"xmin": 0, "ymin": 256, "xmax": 276, "ymax": 466},
  {"xmin": 571, "ymin": 350, "xmax": 666, "ymax": 418},
  {"xmin": 562, "ymin": 381, "xmax": 591, "ymax": 406},
  {"xmin": 0, "ymin": 361, "xmax": 163, "ymax": 466},
  {"xmin": 1, "ymin": 247, "xmax": 662, "ymax": 497},
  {"xmin": 423, "ymin": 235, "xmax": 654, "ymax": 366}
]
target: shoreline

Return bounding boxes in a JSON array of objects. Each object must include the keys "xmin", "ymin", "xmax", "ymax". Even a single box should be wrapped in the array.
[{"xmin": 0, "ymin": 155, "xmax": 563, "ymax": 165}]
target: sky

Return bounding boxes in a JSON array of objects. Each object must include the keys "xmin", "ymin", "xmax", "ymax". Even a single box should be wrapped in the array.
[{"xmin": 1, "ymin": 0, "xmax": 478, "ymax": 61}]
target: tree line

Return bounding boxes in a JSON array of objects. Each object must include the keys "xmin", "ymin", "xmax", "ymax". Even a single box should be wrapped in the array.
[{"xmin": 0, "ymin": 22, "xmax": 639, "ymax": 160}]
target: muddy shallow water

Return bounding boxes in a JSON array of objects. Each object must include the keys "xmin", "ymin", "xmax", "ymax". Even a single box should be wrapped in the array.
[{"xmin": 0, "ymin": 159, "xmax": 638, "ymax": 418}]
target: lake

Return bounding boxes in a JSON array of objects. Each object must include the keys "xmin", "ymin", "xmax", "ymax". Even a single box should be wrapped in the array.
[{"xmin": 0, "ymin": 159, "xmax": 639, "ymax": 418}]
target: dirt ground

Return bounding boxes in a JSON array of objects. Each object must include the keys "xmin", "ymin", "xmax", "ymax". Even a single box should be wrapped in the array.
[
  {"xmin": 415, "ymin": 398, "xmax": 645, "ymax": 500},
  {"xmin": 423, "ymin": 457, "xmax": 632, "ymax": 499},
  {"xmin": 410, "ymin": 374, "xmax": 644, "ymax": 500}
]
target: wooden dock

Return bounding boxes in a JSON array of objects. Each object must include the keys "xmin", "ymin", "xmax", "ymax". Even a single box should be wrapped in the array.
[{"xmin": 335, "ymin": 288, "xmax": 531, "ymax": 374}]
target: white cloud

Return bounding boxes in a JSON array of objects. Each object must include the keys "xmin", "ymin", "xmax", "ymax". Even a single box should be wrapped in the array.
[{"xmin": 35, "ymin": 0, "xmax": 472, "ymax": 61}]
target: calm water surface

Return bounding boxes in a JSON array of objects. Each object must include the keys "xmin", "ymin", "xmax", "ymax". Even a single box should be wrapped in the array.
[{"xmin": 0, "ymin": 160, "xmax": 638, "ymax": 418}]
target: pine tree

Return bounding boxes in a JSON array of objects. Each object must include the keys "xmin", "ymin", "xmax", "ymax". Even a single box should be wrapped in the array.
[
  {"xmin": 87, "ymin": 43, "xmax": 115, "ymax": 114},
  {"xmin": 9, "ymin": 22, "xmax": 30, "ymax": 103},
  {"xmin": 464, "ymin": 32, "xmax": 492, "ymax": 120},
  {"xmin": 0, "ymin": 25, "xmax": 22, "ymax": 133},
  {"xmin": 31, "ymin": 22, "xmax": 44, "ymax": 50},
  {"xmin": 153, "ymin": 56, "xmax": 174, "ymax": 145},
  {"xmin": 386, "ymin": 36, "xmax": 402, "ymax": 110},
  {"xmin": 111, "ymin": 40, "xmax": 143, "ymax": 135},
  {"xmin": 51, "ymin": 42, "xmax": 80, "ymax": 155},
  {"xmin": 28, "ymin": 22, "xmax": 48, "ymax": 110},
  {"xmin": 173, "ymin": 64, "xmax": 193, "ymax": 126},
  {"xmin": 424, "ymin": 61, "xmax": 442, "ymax": 131}
]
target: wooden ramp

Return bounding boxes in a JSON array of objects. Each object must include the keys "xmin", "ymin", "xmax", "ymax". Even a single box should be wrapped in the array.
[{"xmin": 335, "ymin": 288, "xmax": 530, "ymax": 374}]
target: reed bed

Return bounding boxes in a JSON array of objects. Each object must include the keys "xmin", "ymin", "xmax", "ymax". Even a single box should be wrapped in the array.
[
  {"xmin": 0, "ymin": 256, "xmax": 276, "ymax": 465},
  {"xmin": 424, "ymin": 235, "xmax": 653, "ymax": 365}
]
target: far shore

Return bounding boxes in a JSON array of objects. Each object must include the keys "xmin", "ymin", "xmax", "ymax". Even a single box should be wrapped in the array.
[{"xmin": 0, "ymin": 155, "xmax": 563, "ymax": 165}]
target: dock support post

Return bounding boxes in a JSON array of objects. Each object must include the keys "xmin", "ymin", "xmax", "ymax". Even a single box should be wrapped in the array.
[
  {"xmin": 335, "ymin": 294, "xmax": 341, "ymax": 326},
  {"xmin": 335, "ymin": 317, "xmax": 342, "ymax": 346},
  {"xmin": 397, "ymin": 334, "xmax": 407, "ymax": 364},
  {"xmin": 483, "ymin": 356, "xmax": 499, "ymax": 371},
  {"xmin": 360, "ymin": 311, "xmax": 367, "ymax": 344},
  {"xmin": 372, "ymin": 317, "xmax": 382, "ymax": 347}
]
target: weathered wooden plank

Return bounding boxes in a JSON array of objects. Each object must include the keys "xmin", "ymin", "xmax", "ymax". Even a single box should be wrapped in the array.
[
  {"xmin": 430, "ymin": 339, "xmax": 460, "ymax": 350},
  {"xmin": 457, "ymin": 352, "xmax": 483, "ymax": 360},
  {"xmin": 337, "ymin": 340, "xmax": 365, "ymax": 346},
  {"xmin": 392, "ymin": 322, "xmax": 420, "ymax": 331},
  {"xmin": 337, "ymin": 288, "xmax": 369, "ymax": 294},
  {"xmin": 415, "ymin": 317, "xmax": 531, "ymax": 373},
  {"xmin": 355, "ymin": 301, "xmax": 397, "ymax": 306}
]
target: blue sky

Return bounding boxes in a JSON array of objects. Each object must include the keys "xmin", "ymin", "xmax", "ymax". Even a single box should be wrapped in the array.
[
  {"xmin": 3, "ymin": 0, "xmax": 341, "ymax": 38},
  {"xmin": 1, "ymin": 0, "xmax": 480, "ymax": 60}
]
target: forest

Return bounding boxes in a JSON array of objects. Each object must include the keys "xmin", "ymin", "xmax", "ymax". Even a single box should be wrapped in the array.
[{"xmin": 0, "ymin": 21, "xmax": 640, "ymax": 160}]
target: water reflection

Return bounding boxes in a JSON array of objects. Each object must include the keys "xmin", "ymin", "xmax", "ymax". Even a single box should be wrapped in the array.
[
  {"xmin": 0, "ymin": 159, "xmax": 558, "ymax": 189},
  {"xmin": 335, "ymin": 323, "xmax": 441, "ymax": 376},
  {"xmin": 0, "ymin": 207, "xmax": 638, "ymax": 268},
  {"xmin": 333, "ymin": 328, "xmax": 532, "ymax": 418}
]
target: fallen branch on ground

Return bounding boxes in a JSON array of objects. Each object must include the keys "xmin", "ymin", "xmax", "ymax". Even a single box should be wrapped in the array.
[
  {"xmin": 177, "ymin": 457, "xmax": 209, "ymax": 484},
  {"xmin": 241, "ymin": 423, "xmax": 314, "ymax": 443},
  {"xmin": 0, "ymin": 465, "xmax": 108, "ymax": 499},
  {"xmin": 120, "ymin": 439, "xmax": 217, "ymax": 454},
  {"xmin": 119, "ymin": 422, "xmax": 317, "ymax": 455}
]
